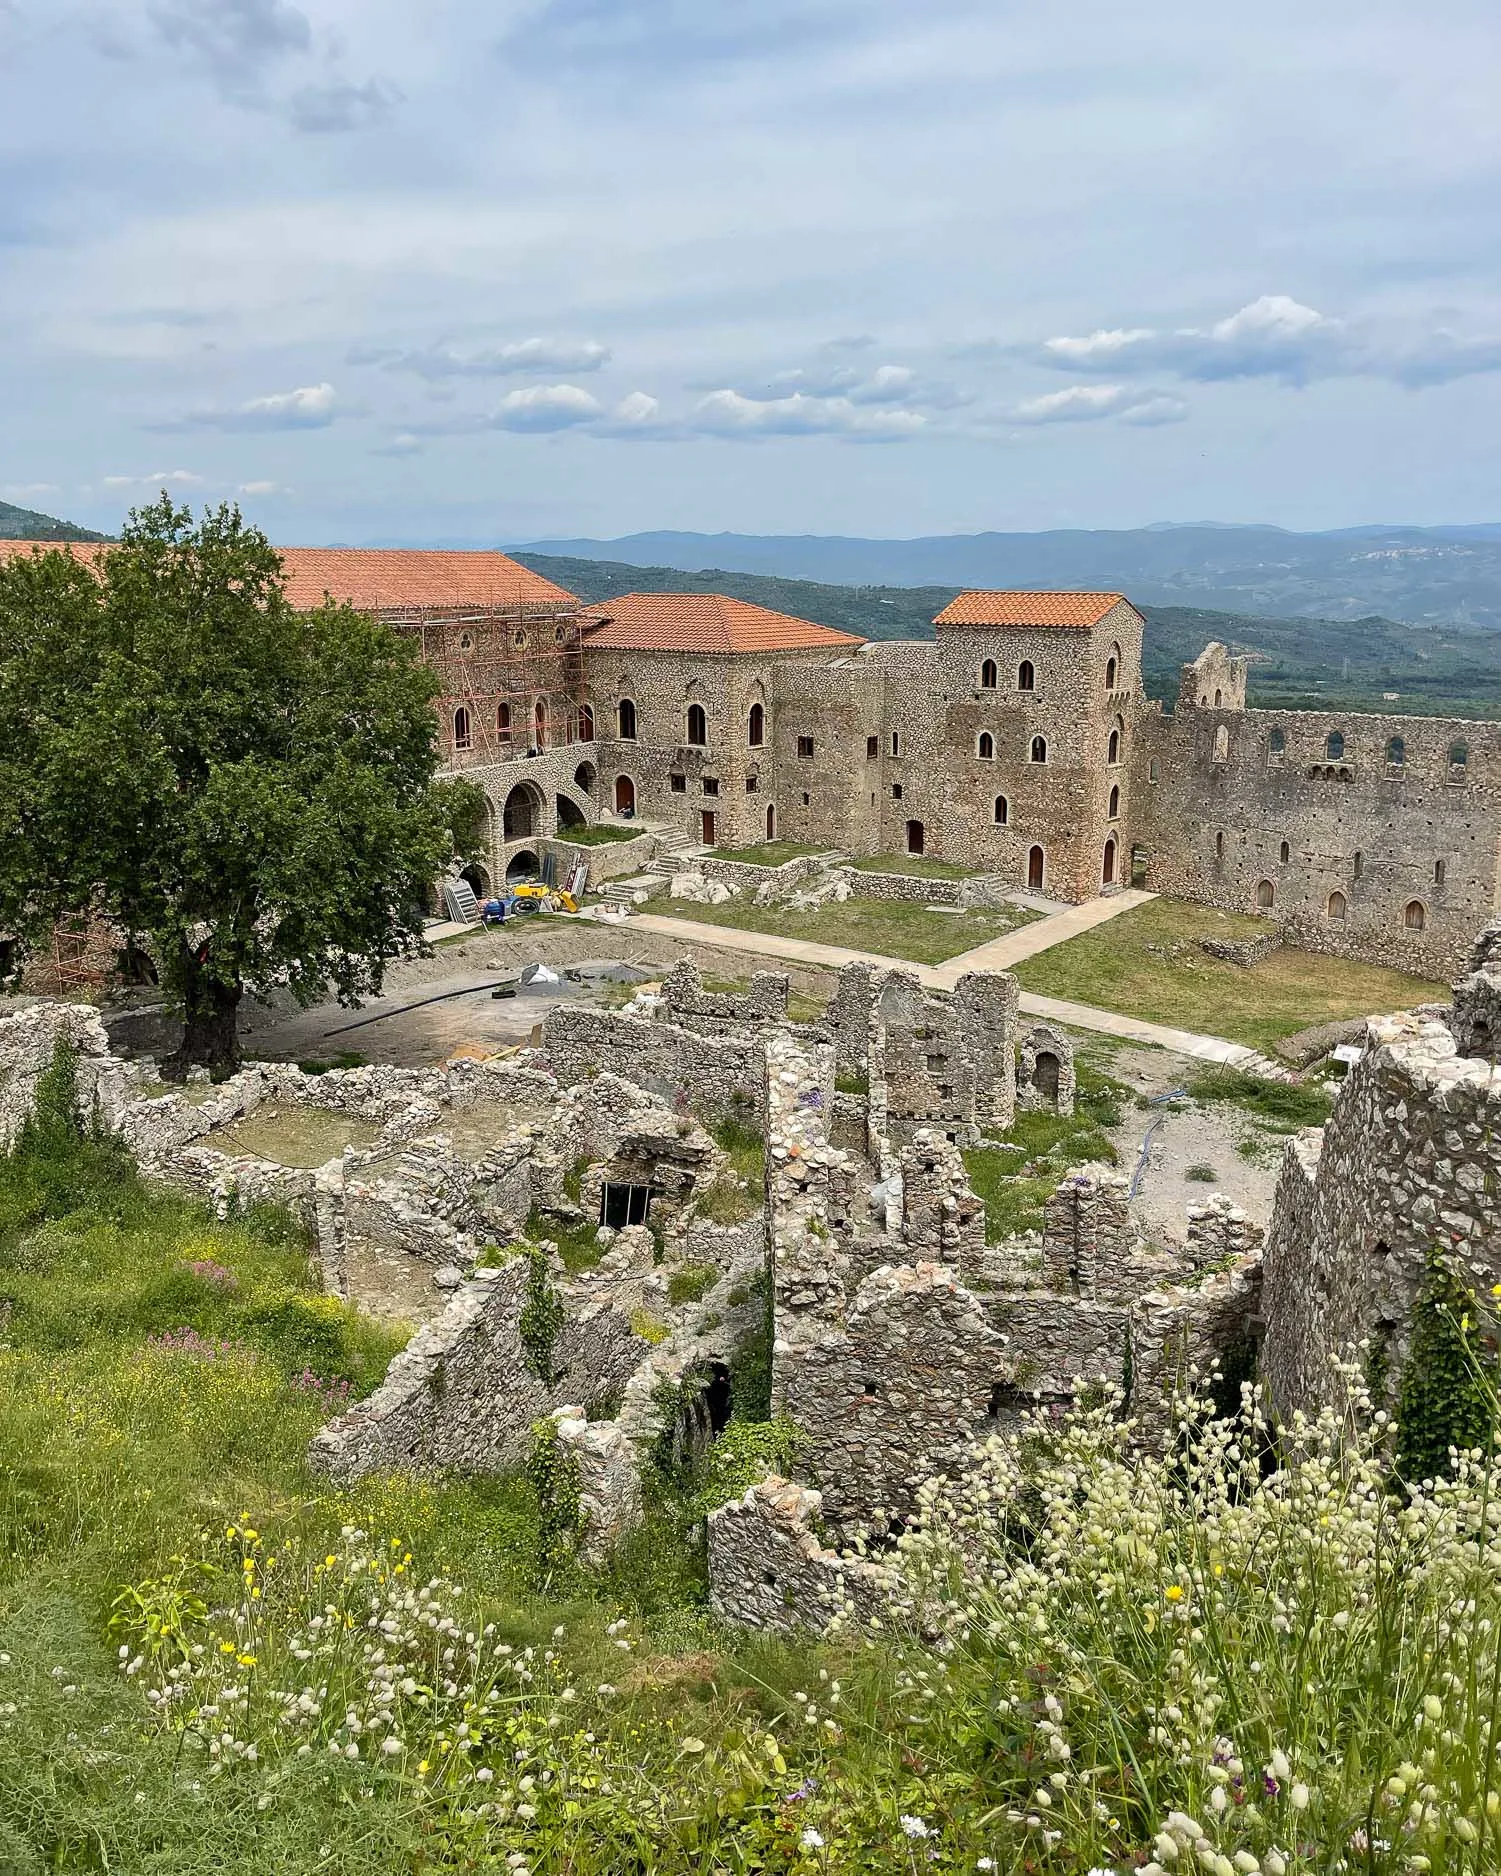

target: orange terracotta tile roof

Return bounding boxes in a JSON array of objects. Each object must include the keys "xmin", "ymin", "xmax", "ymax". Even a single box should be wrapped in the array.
[
  {"xmin": 582, "ymin": 592, "xmax": 865, "ymax": 654},
  {"xmin": 0, "ymin": 540, "xmax": 577, "ymax": 613},
  {"xmin": 932, "ymin": 590, "xmax": 1129, "ymax": 628}
]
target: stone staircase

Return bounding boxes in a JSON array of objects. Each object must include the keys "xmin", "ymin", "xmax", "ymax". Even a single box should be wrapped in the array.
[
  {"xmin": 643, "ymin": 842, "xmax": 711, "ymax": 880},
  {"xmin": 593, "ymin": 842, "xmax": 713, "ymax": 913}
]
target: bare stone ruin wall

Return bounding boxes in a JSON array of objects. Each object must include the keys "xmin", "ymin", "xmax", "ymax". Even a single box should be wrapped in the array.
[
  {"xmin": 541, "ymin": 1003, "xmax": 767, "ymax": 1123},
  {"xmin": 1132, "ymin": 644, "xmax": 1501, "ymax": 979},
  {"xmin": 659, "ymin": 959, "xmax": 790, "ymax": 1034},
  {"xmin": 707, "ymin": 1478, "xmax": 886, "ymax": 1635},
  {"xmin": 310, "ymin": 1257, "xmax": 648, "ymax": 1482},
  {"xmin": 1260, "ymin": 989, "xmax": 1501, "ymax": 1423}
]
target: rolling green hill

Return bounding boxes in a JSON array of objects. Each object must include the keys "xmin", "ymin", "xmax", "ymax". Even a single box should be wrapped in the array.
[
  {"xmin": 516, "ymin": 550, "xmax": 1501, "ymax": 721},
  {"xmin": 0, "ymin": 498, "xmax": 109, "ymax": 543}
]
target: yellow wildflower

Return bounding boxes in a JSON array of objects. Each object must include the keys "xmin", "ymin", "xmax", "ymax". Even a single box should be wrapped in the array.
[{"xmin": 1165, "ymin": 1584, "xmax": 1185, "ymax": 1602}]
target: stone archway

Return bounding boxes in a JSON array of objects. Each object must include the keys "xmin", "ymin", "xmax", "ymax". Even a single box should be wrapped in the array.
[
  {"xmin": 460, "ymin": 860, "xmax": 492, "ymax": 900},
  {"xmin": 506, "ymin": 848, "xmax": 540, "ymax": 883},
  {"xmin": 503, "ymin": 780, "xmax": 545, "ymax": 840},
  {"xmin": 556, "ymin": 794, "xmax": 586, "ymax": 830},
  {"xmin": 574, "ymin": 760, "xmax": 597, "ymax": 797},
  {"xmin": 615, "ymin": 774, "xmax": 636, "ymax": 816}
]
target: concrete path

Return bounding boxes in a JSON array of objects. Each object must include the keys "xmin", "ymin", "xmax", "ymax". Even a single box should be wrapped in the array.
[
  {"xmin": 620, "ymin": 902, "xmax": 1284, "ymax": 1074},
  {"xmin": 923, "ymin": 886, "xmax": 1155, "ymax": 983}
]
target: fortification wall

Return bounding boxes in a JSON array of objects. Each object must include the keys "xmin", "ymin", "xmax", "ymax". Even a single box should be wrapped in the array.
[{"xmin": 541, "ymin": 1004, "xmax": 766, "ymax": 1121}]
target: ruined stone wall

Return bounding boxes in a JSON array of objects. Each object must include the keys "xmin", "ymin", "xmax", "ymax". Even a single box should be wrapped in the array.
[
  {"xmin": 1132, "ymin": 645, "xmax": 1501, "ymax": 978},
  {"xmin": 0, "ymin": 1002, "xmax": 140, "ymax": 1149},
  {"xmin": 541, "ymin": 1004, "xmax": 767, "ymax": 1122},
  {"xmin": 660, "ymin": 959, "xmax": 790, "ymax": 1033},
  {"xmin": 866, "ymin": 968, "xmax": 1018, "ymax": 1150},
  {"xmin": 707, "ymin": 1478, "xmax": 886, "ymax": 1634},
  {"xmin": 1260, "ymin": 973, "xmax": 1501, "ymax": 1422},
  {"xmin": 1041, "ymin": 1165, "xmax": 1134, "ymax": 1296},
  {"xmin": 1017, "ymin": 1020, "xmax": 1077, "ymax": 1115},
  {"xmin": 309, "ymin": 1258, "xmax": 647, "ymax": 1481}
]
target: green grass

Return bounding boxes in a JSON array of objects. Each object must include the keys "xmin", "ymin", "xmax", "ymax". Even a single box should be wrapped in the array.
[
  {"xmin": 551, "ymin": 824, "xmax": 647, "ymax": 847},
  {"xmin": 526, "ymin": 1205, "xmax": 606, "ymax": 1274},
  {"xmin": 1013, "ymin": 896, "xmax": 1446, "ymax": 1050},
  {"xmin": 662, "ymin": 893, "xmax": 1040, "ymax": 964},
  {"xmin": 712, "ymin": 840, "xmax": 829, "ymax": 866},
  {"xmin": 849, "ymin": 851, "xmax": 979, "ymax": 880},
  {"xmin": 1186, "ymin": 1068, "xmax": 1335, "ymax": 1131},
  {"xmin": 962, "ymin": 1065, "xmax": 1127, "ymax": 1242}
]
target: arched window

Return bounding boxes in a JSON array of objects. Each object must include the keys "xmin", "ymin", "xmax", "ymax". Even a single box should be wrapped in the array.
[
  {"xmin": 1327, "ymin": 890, "xmax": 1347, "ymax": 922},
  {"xmin": 1213, "ymin": 724, "xmax": 1230, "ymax": 762},
  {"xmin": 980, "ymin": 658, "xmax": 998, "ymax": 690},
  {"xmin": 1386, "ymin": 735, "xmax": 1405, "ymax": 769},
  {"xmin": 458, "ymin": 631, "xmax": 474, "ymax": 652},
  {"xmin": 1279, "ymin": 839, "xmax": 1290, "ymax": 863},
  {"xmin": 977, "ymin": 731, "xmax": 994, "ymax": 760},
  {"xmin": 1214, "ymin": 688, "xmax": 1222, "ymax": 708},
  {"xmin": 1435, "ymin": 858, "xmax": 1446, "ymax": 887},
  {"xmin": 576, "ymin": 702, "xmax": 594, "ymax": 741},
  {"xmin": 617, "ymin": 698, "xmax": 637, "ymax": 740},
  {"xmin": 748, "ymin": 702, "xmax": 764, "ymax": 747},
  {"xmin": 1108, "ymin": 728, "xmax": 1120, "ymax": 765},
  {"xmin": 533, "ymin": 699, "xmax": 547, "ymax": 749},
  {"xmin": 686, "ymin": 702, "xmax": 707, "ymax": 747},
  {"xmin": 1404, "ymin": 900, "xmax": 1426, "ymax": 932},
  {"xmin": 1017, "ymin": 660, "xmax": 1035, "ymax": 693},
  {"xmin": 1256, "ymin": 879, "xmax": 1275, "ymax": 909},
  {"xmin": 1108, "ymin": 783, "xmax": 1120, "ymax": 820},
  {"xmin": 993, "ymin": 795, "xmax": 1009, "ymax": 826},
  {"xmin": 766, "ymin": 804, "xmax": 776, "ymax": 839},
  {"xmin": 1325, "ymin": 730, "xmax": 1345, "ymax": 761},
  {"xmin": 1105, "ymin": 654, "xmax": 1118, "ymax": 691},
  {"xmin": 1030, "ymin": 735, "xmax": 1047, "ymax": 763},
  {"xmin": 1268, "ymin": 728, "xmax": 1286, "ymax": 756},
  {"xmin": 453, "ymin": 705, "xmax": 472, "ymax": 751},
  {"xmin": 496, "ymin": 701, "xmax": 511, "ymax": 743}
]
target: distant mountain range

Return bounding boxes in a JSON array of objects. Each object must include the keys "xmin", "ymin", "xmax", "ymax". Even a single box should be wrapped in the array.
[
  {"xmin": 511, "ymin": 524, "xmax": 1501, "ymax": 631},
  {"xmin": 0, "ymin": 499, "xmax": 109, "ymax": 543},
  {"xmin": 515, "ymin": 551, "xmax": 1501, "ymax": 721}
]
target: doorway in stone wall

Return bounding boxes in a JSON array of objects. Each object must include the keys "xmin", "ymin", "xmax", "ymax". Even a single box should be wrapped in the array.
[
  {"xmin": 1033, "ymin": 1050, "xmax": 1061, "ymax": 1103},
  {"xmin": 766, "ymin": 804, "xmax": 776, "ymax": 839},
  {"xmin": 1102, "ymin": 835, "xmax": 1117, "ymax": 886},
  {"xmin": 906, "ymin": 819, "xmax": 925, "ymax": 855},
  {"xmin": 614, "ymin": 774, "xmax": 636, "ymax": 815},
  {"xmin": 701, "ymin": 810, "xmax": 716, "ymax": 845},
  {"xmin": 1027, "ymin": 844, "xmax": 1045, "ymax": 891}
]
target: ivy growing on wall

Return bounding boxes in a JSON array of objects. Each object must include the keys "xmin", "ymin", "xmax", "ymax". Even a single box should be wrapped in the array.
[
  {"xmin": 1394, "ymin": 1252, "xmax": 1498, "ymax": 1485},
  {"xmin": 525, "ymin": 1416, "xmax": 582, "ymax": 1584},
  {"xmin": 518, "ymin": 1245, "xmax": 564, "ymax": 1386}
]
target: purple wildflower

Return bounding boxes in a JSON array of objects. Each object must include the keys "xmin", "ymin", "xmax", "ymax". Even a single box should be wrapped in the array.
[{"xmin": 182, "ymin": 1258, "xmax": 237, "ymax": 1290}]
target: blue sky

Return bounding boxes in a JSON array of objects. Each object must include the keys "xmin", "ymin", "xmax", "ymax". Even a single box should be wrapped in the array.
[{"xmin": 3, "ymin": 0, "xmax": 1500, "ymax": 543}]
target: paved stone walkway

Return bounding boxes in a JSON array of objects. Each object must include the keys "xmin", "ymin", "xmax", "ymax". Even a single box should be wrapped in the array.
[
  {"xmin": 923, "ymin": 886, "xmax": 1155, "ymax": 983},
  {"xmin": 620, "ymin": 903, "xmax": 1286, "ymax": 1074}
]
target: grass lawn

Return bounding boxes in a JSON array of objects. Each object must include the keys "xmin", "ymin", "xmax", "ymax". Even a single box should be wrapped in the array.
[
  {"xmin": 662, "ymin": 893, "xmax": 1041, "ymax": 965},
  {"xmin": 712, "ymin": 840, "xmax": 830, "ymax": 866},
  {"xmin": 1013, "ymin": 897, "xmax": 1446, "ymax": 1051},
  {"xmin": 552, "ymin": 824, "xmax": 647, "ymax": 847},
  {"xmin": 962, "ymin": 1065, "xmax": 1127, "ymax": 1241},
  {"xmin": 849, "ymin": 852, "xmax": 979, "ymax": 881}
]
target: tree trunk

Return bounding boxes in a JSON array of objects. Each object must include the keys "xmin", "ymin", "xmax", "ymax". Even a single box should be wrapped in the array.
[{"xmin": 161, "ymin": 947, "xmax": 243, "ymax": 1081}]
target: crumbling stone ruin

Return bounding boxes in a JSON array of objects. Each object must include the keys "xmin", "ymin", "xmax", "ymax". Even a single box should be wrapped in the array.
[{"xmin": 5, "ymin": 918, "xmax": 1500, "ymax": 1633}]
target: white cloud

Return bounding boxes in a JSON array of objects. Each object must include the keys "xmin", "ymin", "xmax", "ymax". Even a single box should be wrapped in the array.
[
  {"xmin": 1039, "ymin": 295, "xmax": 1501, "ymax": 390},
  {"xmin": 1012, "ymin": 384, "xmax": 1186, "ymax": 426},
  {"xmin": 363, "ymin": 337, "xmax": 612, "ymax": 379},
  {"xmin": 103, "ymin": 468, "xmax": 207, "ymax": 488},
  {"xmin": 1, "ymin": 482, "xmax": 61, "ymax": 500},
  {"xmin": 490, "ymin": 383, "xmax": 603, "ymax": 431},
  {"xmin": 167, "ymin": 381, "xmax": 339, "ymax": 431},
  {"xmin": 237, "ymin": 478, "xmax": 283, "ymax": 494},
  {"xmin": 692, "ymin": 388, "xmax": 925, "ymax": 440},
  {"xmin": 370, "ymin": 432, "xmax": 424, "ymax": 457},
  {"xmin": 287, "ymin": 77, "xmax": 400, "ymax": 134}
]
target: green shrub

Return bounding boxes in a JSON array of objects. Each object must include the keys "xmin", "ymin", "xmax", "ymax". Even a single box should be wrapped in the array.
[
  {"xmin": 690, "ymin": 1416, "xmax": 801, "ymax": 1519},
  {"xmin": 667, "ymin": 1264, "xmax": 718, "ymax": 1307},
  {"xmin": 1187, "ymin": 1068, "xmax": 1333, "ymax": 1129},
  {"xmin": 1395, "ymin": 1253, "xmax": 1498, "ymax": 1484}
]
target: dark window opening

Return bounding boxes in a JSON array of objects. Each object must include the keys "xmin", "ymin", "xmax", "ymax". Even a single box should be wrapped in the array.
[
  {"xmin": 892, "ymin": 783, "xmax": 903, "ymax": 800},
  {"xmin": 1017, "ymin": 660, "xmax": 1035, "ymax": 692},
  {"xmin": 866, "ymin": 735, "xmax": 878, "ymax": 759},
  {"xmin": 748, "ymin": 702, "xmax": 765, "ymax": 747},
  {"xmin": 600, "ymin": 1182, "xmax": 655, "ymax": 1229},
  {"xmin": 1325, "ymin": 729, "xmax": 1345, "ymax": 761},
  {"xmin": 797, "ymin": 735, "xmax": 814, "ymax": 759},
  {"xmin": 980, "ymin": 658, "xmax": 998, "ymax": 689},
  {"xmin": 702, "ymin": 777, "xmax": 719, "ymax": 796},
  {"xmin": 617, "ymin": 698, "xmax": 637, "ymax": 740},
  {"xmin": 890, "ymin": 731, "xmax": 901, "ymax": 756},
  {"xmin": 686, "ymin": 702, "xmax": 707, "ymax": 747},
  {"xmin": 669, "ymin": 773, "xmax": 687, "ymax": 793},
  {"xmin": 745, "ymin": 774, "xmax": 758, "ymax": 793}
]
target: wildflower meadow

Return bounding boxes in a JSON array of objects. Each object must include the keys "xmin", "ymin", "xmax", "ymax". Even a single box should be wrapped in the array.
[{"xmin": 0, "ymin": 1056, "xmax": 1497, "ymax": 1872}]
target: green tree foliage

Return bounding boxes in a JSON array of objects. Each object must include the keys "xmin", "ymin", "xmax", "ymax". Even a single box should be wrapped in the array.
[
  {"xmin": 1394, "ymin": 1253, "xmax": 1498, "ymax": 1484},
  {"xmin": 0, "ymin": 499, "xmax": 484, "ymax": 1075}
]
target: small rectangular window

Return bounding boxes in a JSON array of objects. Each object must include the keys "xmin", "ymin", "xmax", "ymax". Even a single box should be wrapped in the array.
[
  {"xmin": 745, "ymin": 774, "xmax": 758, "ymax": 793},
  {"xmin": 866, "ymin": 736, "xmax": 878, "ymax": 760},
  {"xmin": 669, "ymin": 773, "xmax": 686, "ymax": 794},
  {"xmin": 702, "ymin": 777, "xmax": 719, "ymax": 796},
  {"xmin": 892, "ymin": 783, "xmax": 903, "ymax": 800},
  {"xmin": 890, "ymin": 731, "xmax": 901, "ymax": 757},
  {"xmin": 797, "ymin": 736, "xmax": 814, "ymax": 759},
  {"xmin": 802, "ymin": 791, "xmax": 810, "ymax": 806},
  {"xmin": 600, "ymin": 1182, "xmax": 653, "ymax": 1229}
]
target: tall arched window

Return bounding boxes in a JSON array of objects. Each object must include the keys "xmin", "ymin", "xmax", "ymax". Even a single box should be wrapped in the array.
[
  {"xmin": 1030, "ymin": 735, "xmax": 1047, "ymax": 763},
  {"xmin": 1353, "ymin": 850, "xmax": 1363, "ymax": 880},
  {"xmin": 1214, "ymin": 688, "xmax": 1223, "ymax": 707},
  {"xmin": 1213, "ymin": 725, "xmax": 1230, "ymax": 762},
  {"xmin": 1325, "ymin": 729, "xmax": 1345, "ymax": 761},
  {"xmin": 617, "ymin": 698, "xmax": 637, "ymax": 740},
  {"xmin": 576, "ymin": 702, "xmax": 594, "ymax": 741},
  {"xmin": 533, "ymin": 699, "xmax": 547, "ymax": 749},
  {"xmin": 1386, "ymin": 735, "xmax": 1405, "ymax": 769},
  {"xmin": 1108, "ymin": 783, "xmax": 1120, "ymax": 820},
  {"xmin": 1108, "ymin": 727, "xmax": 1120, "ymax": 764},
  {"xmin": 1105, "ymin": 651, "xmax": 1118, "ymax": 691},
  {"xmin": 1435, "ymin": 859, "xmax": 1446, "ymax": 887},
  {"xmin": 686, "ymin": 702, "xmax": 707, "ymax": 747},
  {"xmin": 496, "ymin": 701, "xmax": 511, "ymax": 744},
  {"xmin": 1327, "ymin": 890, "xmax": 1347, "ymax": 922},
  {"xmin": 1215, "ymin": 830, "xmax": 1225, "ymax": 861},
  {"xmin": 1017, "ymin": 660, "xmax": 1035, "ymax": 693},
  {"xmin": 1279, "ymin": 839, "xmax": 1290, "ymax": 863},
  {"xmin": 980, "ymin": 659, "xmax": 998, "ymax": 690},
  {"xmin": 453, "ymin": 705, "xmax": 473, "ymax": 751},
  {"xmin": 748, "ymin": 702, "xmax": 764, "ymax": 747},
  {"xmin": 993, "ymin": 795, "xmax": 1009, "ymax": 825},
  {"xmin": 977, "ymin": 731, "xmax": 994, "ymax": 759},
  {"xmin": 1256, "ymin": 879, "xmax": 1275, "ymax": 909},
  {"xmin": 1404, "ymin": 900, "xmax": 1426, "ymax": 931}
]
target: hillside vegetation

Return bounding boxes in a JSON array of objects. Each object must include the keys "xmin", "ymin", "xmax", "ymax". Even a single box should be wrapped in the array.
[
  {"xmin": 517, "ymin": 551, "xmax": 1501, "ymax": 719},
  {"xmin": 0, "ymin": 499, "xmax": 109, "ymax": 543}
]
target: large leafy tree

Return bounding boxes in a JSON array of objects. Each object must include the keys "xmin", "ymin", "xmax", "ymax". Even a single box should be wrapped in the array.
[{"xmin": 0, "ymin": 497, "xmax": 485, "ymax": 1076}]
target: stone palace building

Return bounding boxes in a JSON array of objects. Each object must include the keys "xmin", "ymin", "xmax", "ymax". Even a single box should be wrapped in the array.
[{"xmin": 4, "ymin": 539, "xmax": 1497, "ymax": 977}]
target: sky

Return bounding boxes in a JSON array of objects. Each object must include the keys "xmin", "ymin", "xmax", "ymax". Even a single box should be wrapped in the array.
[{"xmin": 3, "ymin": 0, "xmax": 1500, "ymax": 544}]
